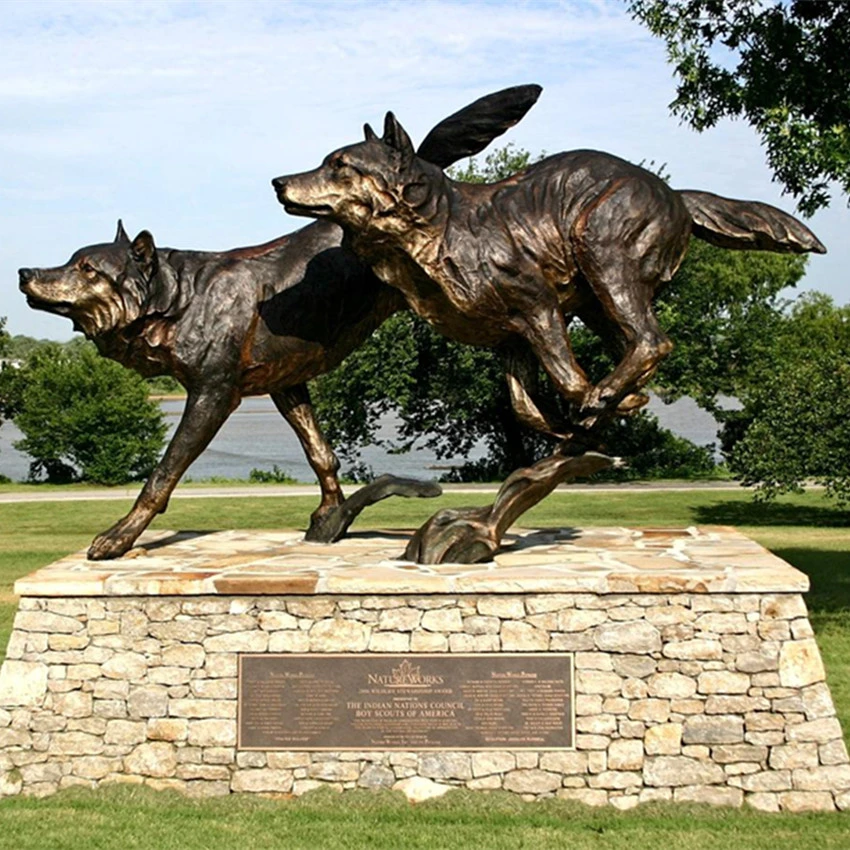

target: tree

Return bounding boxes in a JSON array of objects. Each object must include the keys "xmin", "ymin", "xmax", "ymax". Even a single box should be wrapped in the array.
[
  {"xmin": 3, "ymin": 333, "xmax": 45, "ymax": 362},
  {"xmin": 628, "ymin": 0, "xmax": 850, "ymax": 215},
  {"xmin": 0, "ymin": 317, "xmax": 18, "ymax": 434},
  {"xmin": 11, "ymin": 343, "xmax": 167, "ymax": 485},
  {"xmin": 724, "ymin": 294, "xmax": 850, "ymax": 505},
  {"xmin": 0, "ymin": 318, "xmax": 11, "ymax": 482},
  {"xmin": 650, "ymin": 239, "xmax": 808, "ymax": 412},
  {"xmin": 315, "ymin": 309, "xmax": 542, "ymax": 481},
  {"xmin": 145, "ymin": 374, "xmax": 183, "ymax": 396}
]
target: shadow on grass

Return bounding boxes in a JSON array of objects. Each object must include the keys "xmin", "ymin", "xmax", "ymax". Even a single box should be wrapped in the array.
[
  {"xmin": 693, "ymin": 500, "xmax": 849, "ymax": 528},
  {"xmin": 693, "ymin": 498, "xmax": 850, "ymax": 616},
  {"xmin": 770, "ymin": 546, "xmax": 850, "ymax": 616}
]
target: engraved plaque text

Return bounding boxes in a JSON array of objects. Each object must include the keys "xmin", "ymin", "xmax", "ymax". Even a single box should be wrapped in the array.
[{"xmin": 238, "ymin": 653, "xmax": 574, "ymax": 750}]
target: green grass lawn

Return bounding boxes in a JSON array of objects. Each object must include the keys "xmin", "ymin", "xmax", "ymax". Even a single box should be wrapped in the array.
[
  {"xmin": 0, "ymin": 490, "xmax": 847, "ymax": 845},
  {"xmin": 0, "ymin": 785, "xmax": 848, "ymax": 850}
]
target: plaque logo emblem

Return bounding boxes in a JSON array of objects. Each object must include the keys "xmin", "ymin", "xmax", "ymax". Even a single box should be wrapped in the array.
[{"xmin": 367, "ymin": 659, "xmax": 445, "ymax": 687}]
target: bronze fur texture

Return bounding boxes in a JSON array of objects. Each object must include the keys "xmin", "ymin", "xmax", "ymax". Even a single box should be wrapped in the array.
[{"xmin": 274, "ymin": 112, "xmax": 825, "ymax": 439}]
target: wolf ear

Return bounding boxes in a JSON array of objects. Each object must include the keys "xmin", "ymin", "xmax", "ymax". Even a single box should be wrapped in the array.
[
  {"xmin": 383, "ymin": 112, "xmax": 414, "ymax": 162},
  {"xmin": 364, "ymin": 123, "xmax": 378, "ymax": 142},
  {"xmin": 114, "ymin": 219, "xmax": 130, "ymax": 245},
  {"xmin": 130, "ymin": 230, "xmax": 157, "ymax": 278}
]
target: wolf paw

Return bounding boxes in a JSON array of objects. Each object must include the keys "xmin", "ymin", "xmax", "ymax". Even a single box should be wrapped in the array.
[
  {"xmin": 404, "ymin": 507, "xmax": 497, "ymax": 565},
  {"xmin": 88, "ymin": 524, "xmax": 139, "ymax": 561}
]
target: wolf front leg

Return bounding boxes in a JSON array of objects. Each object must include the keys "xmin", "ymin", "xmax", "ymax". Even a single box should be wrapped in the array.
[
  {"xmin": 270, "ymin": 385, "xmax": 345, "ymax": 539},
  {"xmin": 87, "ymin": 385, "xmax": 240, "ymax": 560}
]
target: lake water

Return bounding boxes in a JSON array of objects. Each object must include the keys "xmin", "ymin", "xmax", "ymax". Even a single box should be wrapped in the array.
[{"xmin": 0, "ymin": 394, "xmax": 723, "ymax": 484}]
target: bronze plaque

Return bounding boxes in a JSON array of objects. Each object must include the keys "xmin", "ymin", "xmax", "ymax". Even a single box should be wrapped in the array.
[{"xmin": 238, "ymin": 653, "xmax": 574, "ymax": 751}]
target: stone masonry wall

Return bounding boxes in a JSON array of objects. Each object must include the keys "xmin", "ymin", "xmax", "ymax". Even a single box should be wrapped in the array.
[{"xmin": 0, "ymin": 591, "xmax": 848, "ymax": 810}]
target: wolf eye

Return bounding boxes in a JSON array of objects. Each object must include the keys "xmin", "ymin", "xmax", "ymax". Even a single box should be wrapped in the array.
[{"xmin": 79, "ymin": 261, "xmax": 97, "ymax": 279}]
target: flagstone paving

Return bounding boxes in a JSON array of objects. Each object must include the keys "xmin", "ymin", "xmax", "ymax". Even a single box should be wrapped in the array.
[{"xmin": 14, "ymin": 526, "xmax": 808, "ymax": 597}]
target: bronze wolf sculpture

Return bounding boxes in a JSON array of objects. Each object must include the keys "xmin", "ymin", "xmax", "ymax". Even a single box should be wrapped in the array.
[
  {"xmin": 18, "ymin": 86, "xmax": 541, "ymax": 560},
  {"xmin": 273, "ymin": 112, "xmax": 826, "ymax": 439}
]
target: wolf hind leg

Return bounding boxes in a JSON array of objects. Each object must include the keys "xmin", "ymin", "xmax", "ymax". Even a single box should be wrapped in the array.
[
  {"xmin": 578, "ymin": 278, "xmax": 671, "ymax": 427},
  {"xmin": 572, "ymin": 187, "xmax": 686, "ymax": 425},
  {"xmin": 574, "ymin": 303, "xmax": 653, "ymax": 420},
  {"xmin": 273, "ymin": 384, "xmax": 442, "ymax": 543}
]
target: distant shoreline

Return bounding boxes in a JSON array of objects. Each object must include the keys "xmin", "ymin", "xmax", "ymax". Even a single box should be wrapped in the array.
[{"xmin": 3, "ymin": 394, "xmax": 724, "ymax": 485}]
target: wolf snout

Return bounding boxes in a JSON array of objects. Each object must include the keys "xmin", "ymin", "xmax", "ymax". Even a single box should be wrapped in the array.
[
  {"xmin": 18, "ymin": 267, "xmax": 36, "ymax": 289},
  {"xmin": 271, "ymin": 176, "xmax": 288, "ymax": 197}
]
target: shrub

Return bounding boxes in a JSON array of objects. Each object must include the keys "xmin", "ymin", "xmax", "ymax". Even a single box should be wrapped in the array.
[
  {"xmin": 728, "ymin": 354, "xmax": 850, "ymax": 506},
  {"xmin": 13, "ymin": 344, "xmax": 167, "ymax": 485},
  {"xmin": 248, "ymin": 465, "xmax": 297, "ymax": 484}
]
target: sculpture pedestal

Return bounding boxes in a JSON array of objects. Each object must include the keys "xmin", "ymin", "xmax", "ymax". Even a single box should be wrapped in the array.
[{"xmin": 1, "ymin": 527, "xmax": 847, "ymax": 810}]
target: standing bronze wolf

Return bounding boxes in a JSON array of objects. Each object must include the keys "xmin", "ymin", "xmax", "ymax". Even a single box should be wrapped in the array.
[
  {"xmin": 18, "ymin": 86, "xmax": 542, "ymax": 560},
  {"xmin": 273, "ymin": 112, "xmax": 826, "ymax": 439}
]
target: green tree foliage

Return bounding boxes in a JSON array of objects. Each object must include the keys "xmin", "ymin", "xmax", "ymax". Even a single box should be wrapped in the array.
[
  {"xmin": 724, "ymin": 294, "xmax": 850, "ymax": 505},
  {"xmin": 0, "ymin": 318, "xmax": 21, "ymax": 439},
  {"xmin": 10, "ymin": 343, "xmax": 167, "ymax": 485},
  {"xmin": 315, "ymin": 311, "xmax": 541, "ymax": 480},
  {"xmin": 628, "ymin": 0, "xmax": 850, "ymax": 215},
  {"xmin": 145, "ymin": 374, "xmax": 184, "ymax": 396},
  {"xmin": 0, "ymin": 319, "xmax": 9, "ymax": 398},
  {"xmin": 3, "ymin": 333, "xmax": 47, "ymax": 362},
  {"xmin": 448, "ymin": 143, "xmax": 539, "ymax": 185},
  {"xmin": 651, "ymin": 240, "xmax": 808, "ymax": 411},
  {"xmin": 0, "ymin": 318, "xmax": 11, "ymax": 482}
]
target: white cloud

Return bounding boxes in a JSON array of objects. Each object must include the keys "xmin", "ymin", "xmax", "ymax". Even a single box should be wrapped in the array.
[{"xmin": 1, "ymin": 0, "xmax": 846, "ymax": 340}]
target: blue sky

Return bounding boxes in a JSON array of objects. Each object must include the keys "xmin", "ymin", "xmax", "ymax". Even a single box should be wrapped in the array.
[{"xmin": 2, "ymin": 0, "xmax": 847, "ymax": 340}]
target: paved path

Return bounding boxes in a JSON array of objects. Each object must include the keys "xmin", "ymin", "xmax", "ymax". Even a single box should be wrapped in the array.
[{"xmin": 0, "ymin": 480, "xmax": 749, "ymax": 504}]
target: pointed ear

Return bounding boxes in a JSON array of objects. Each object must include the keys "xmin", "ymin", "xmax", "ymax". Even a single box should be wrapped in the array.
[
  {"xmin": 364, "ymin": 123, "xmax": 378, "ymax": 142},
  {"xmin": 382, "ymin": 112, "xmax": 414, "ymax": 161},
  {"xmin": 114, "ymin": 219, "xmax": 130, "ymax": 244},
  {"xmin": 130, "ymin": 230, "xmax": 157, "ymax": 277}
]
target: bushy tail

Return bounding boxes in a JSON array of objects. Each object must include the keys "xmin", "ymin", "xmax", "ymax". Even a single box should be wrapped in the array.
[{"xmin": 680, "ymin": 190, "xmax": 826, "ymax": 255}]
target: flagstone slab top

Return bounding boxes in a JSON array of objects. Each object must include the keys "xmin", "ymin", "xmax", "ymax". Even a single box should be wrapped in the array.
[{"xmin": 13, "ymin": 526, "xmax": 808, "ymax": 597}]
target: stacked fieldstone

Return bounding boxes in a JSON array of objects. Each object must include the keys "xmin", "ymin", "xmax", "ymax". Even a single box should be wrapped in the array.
[{"xmin": 1, "ymin": 589, "xmax": 847, "ymax": 809}]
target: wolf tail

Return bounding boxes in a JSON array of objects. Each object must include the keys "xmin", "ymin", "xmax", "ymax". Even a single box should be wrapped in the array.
[{"xmin": 679, "ymin": 190, "xmax": 826, "ymax": 255}]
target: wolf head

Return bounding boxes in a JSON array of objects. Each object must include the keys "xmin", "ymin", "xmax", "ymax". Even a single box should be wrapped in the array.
[
  {"xmin": 19, "ymin": 222, "xmax": 179, "ymax": 338},
  {"xmin": 272, "ymin": 112, "xmax": 442, "ymax": 235}
]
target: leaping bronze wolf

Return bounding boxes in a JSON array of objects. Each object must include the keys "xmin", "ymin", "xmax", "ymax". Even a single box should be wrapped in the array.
[
  {"xmin": 273, "ymin": 112, "xmax": 826, "ymax": 439},
  {"xmin": 18, "ymin": 86, "xmax": 542, "ymax": 560}
]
